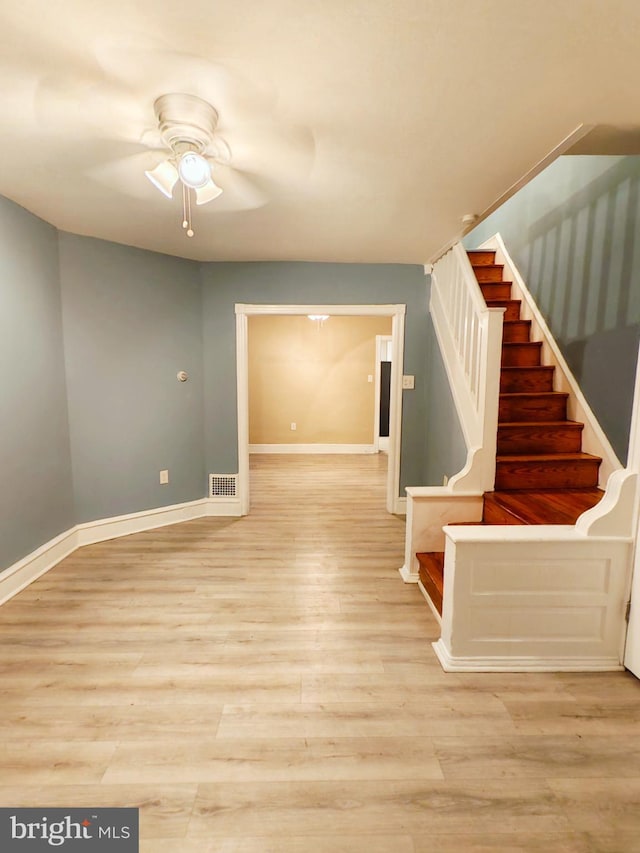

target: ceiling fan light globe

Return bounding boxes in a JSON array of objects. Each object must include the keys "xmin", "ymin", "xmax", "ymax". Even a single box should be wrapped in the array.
[
  {"xmin": 178, "ymin": 152, "xmax": 211, "ymax": 189},
  {"xmin": 195, "ymin": 178, "xmax": 224, "ymax": 205},
  {"xmin": 144, "ymin": 160, "xmax": 178, "ymax": 198}
]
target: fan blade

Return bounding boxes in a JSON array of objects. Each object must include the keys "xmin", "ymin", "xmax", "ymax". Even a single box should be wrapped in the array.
[
  {"xmin": 217, "ymin": 120, "xmax": 316, "ymax": 185},
  {"xmin": 93, "ymin": 34, "xmax": 249, "ymax": 116},
  {"xmin": 209, "ymin": 166, "xmax": 269, "ymax": 211},
  {"xmin": 85, "ymin": 150, "xmax": 168, "ymax": 199},
  {"xmin": 33, "ymin": 73, "xmax": 151, "ymax": 145}
]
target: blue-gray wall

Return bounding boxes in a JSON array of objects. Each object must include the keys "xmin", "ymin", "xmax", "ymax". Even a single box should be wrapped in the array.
[
  {"xmin": 200, "ymin": 262, "xmax": 430, "ymax": 492},
  {"xmin": 466, "ymin": 155, "xmax": 640, "ymax": 463},
  {"xmin": 0, "ymin": 197, "xmax": 74, "ymax": 570},
  {"xmin": 0, "ymin": 196, "xmax": 462, "ymax": 574},
  {"xmin": 59, "ymin": 234, "xmax": 205, "ymax": 523}
]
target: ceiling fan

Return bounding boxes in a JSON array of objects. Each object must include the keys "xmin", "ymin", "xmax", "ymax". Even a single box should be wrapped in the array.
[
  {"xmin": 143, "ymin": 92, "xmax": 233, "ymax": 237},
  {"xmin": 15, "ymin": 39, "xmax": 316, "ymax": 236}
]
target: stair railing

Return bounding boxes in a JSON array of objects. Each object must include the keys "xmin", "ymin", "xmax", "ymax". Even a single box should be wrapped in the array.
[
  {"xmin": 429, "ymin": 242, "xmax": 505, "ymax": 492},
  {"xmin": 400, "ymin": 243, "xmax": 504, "ymax": 583}
]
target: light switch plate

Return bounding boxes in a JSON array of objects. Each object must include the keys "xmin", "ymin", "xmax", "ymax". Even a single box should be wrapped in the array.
[{"xmin": 402, "ymin": 375, "xmax": 415, "ymax": 389}]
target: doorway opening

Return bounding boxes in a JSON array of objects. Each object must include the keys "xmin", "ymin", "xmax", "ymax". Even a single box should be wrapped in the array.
[
  {"xmin": 374, "ymin": 335, "xmax": 393, "ymax": 454},
  {"xmin": 235, "ymin": 303, "xmax": 406, "ymax": 515}
]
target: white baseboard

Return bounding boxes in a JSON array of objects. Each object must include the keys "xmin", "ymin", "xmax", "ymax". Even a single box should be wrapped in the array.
[
  {"xmin": 0, "ymin": 528, "xmax": 78, "ymax": 607},
  {"xmin": 432, "ymin": 639, "xmax": 624, "ymax": 672},
  {"xmin": 398, "ymin": 564, "xmax": 418, "ymax": 583},
  {"xmin": 203, "ymin": 498, "xmax": 243, "ymax": 517},
  {"xmin": 75, "ymin": 498, "xmax": 210, "ymax": 547},
  {"xmin": 0, "ymin": 496, "xmax": 243, "ymax": 606},
  {"xmin": 249, "ymin": 443, "xmax": 376, "ymax": 454}
]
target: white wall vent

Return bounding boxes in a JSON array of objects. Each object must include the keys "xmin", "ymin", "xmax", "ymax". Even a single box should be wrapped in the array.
[{"xmin": 209, "ymin": 474, "xmax": 238, "ymax": 499}]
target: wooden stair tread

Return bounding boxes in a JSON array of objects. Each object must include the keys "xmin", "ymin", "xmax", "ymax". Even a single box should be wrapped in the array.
[
  {"xmin": 500, "ymin": 365, "xmax": 554, "ymax": 373},
  {"xmin": 416, "ymin": 552, "xmax": 444, "ymax": 615},
  {"xmin": 495, "ymin": 453, "xmax": 601, "ymax": 490},
  {"xmin": 481, "ymin": 281, "xmax": 513, "ymax": 291},
  {"xmin": 498, "ymin": 420, "xmax": 582, "ymax": 428},
  {"xmin": 496, "ymin": 451, "xmax": 601, "ymax": 462},
  {"xmin": 467, "ymin": 250, "xmax": 496, "ymax": 265},
  {"xmin": 416, "ymin": 552, "xmax": 444, "ymax": 582},
  {"xmin": 500, "ymin": 391, "xmax": 569, "ymax": 398},
  {"xmin": 481, "ymin": 284, "xmax": 514, "ymax": 301},
  {"xmin": 501, "ymin": 343, "xmax": 544, "ymax": 367},
  {"xmin": 472, "ymin": 264, "xmax": 505, "ymax": 282},
  {"xmin": 500, "ymin": 366, "xmax": 555, "ymax": 393},
  {"xmin": 499, "ymin": 391, "xmax": 569, "ymax": 422},
  {"xmin": 487, "ymin": 489, "xmax": 604, "ymax": 525},
  {"xmin": 497, "ymin": 421, "xmax": 584, "ymax": 454},
  {"xmin": 502, "ymin": 322, "xmax": 534, "ymax": 343}
]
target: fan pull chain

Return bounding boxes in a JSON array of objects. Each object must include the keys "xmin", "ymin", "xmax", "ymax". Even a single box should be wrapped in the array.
[{"xmin": 181, "ymin": 184, "xmax": 195, "ymax": 238}]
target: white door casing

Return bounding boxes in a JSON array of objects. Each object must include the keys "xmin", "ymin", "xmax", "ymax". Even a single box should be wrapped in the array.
[{"xmin": 235, "ymin": 304, "xmax": 406, "ymax": 515}]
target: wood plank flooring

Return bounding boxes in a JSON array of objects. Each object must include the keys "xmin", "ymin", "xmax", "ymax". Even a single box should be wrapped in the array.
[{"xmin": 1, "ymin": 454, "xmax": 640, "ymax": 852}]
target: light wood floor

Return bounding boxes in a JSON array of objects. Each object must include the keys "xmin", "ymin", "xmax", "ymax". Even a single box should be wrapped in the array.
[{"xmin": 2, "ymin": 454, "xmax": 640, "ymax": 852}]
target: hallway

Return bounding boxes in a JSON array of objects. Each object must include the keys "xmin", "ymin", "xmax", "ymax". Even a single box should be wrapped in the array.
[{"xmin": 0, "ymin": 454, "xmax": 639, "ymax": 851}]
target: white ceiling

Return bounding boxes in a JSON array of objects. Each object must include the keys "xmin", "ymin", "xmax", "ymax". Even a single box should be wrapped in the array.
[{"xmin": 1, "ymin": 0, "xmax": 640, "ymax": 263}]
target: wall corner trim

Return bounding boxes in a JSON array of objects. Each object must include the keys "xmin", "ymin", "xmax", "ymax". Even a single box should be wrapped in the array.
[{"xmin": 0, "ymin": 497, "xmax": 242, "ymax": 606}]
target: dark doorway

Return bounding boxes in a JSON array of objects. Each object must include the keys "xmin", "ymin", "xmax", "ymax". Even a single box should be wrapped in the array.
[{"xmin": 379, "ymin": 361, "xmax": 391, "ymax": 438}]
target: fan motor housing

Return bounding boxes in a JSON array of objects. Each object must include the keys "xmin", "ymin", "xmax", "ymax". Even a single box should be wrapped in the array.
[{"xmin": 154, "ymin": 93, "xmax": 219, "ymax": 153}]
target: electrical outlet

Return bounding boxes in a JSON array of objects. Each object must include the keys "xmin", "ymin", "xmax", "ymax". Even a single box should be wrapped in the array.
[
  {"xmin": 402, "ymin": 375, "xmax": 415, "ymax": 390},
  {"xmin": 290, "ymin": 422, "xmax": 297, "ymax": 431},
  {"xmin": 159, "ymin": 469, "xmax": 169, "ymax": 484}
]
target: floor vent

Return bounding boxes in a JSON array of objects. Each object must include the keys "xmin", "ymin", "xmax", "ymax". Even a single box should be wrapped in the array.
[{"xmin": 209, "ymin": 474, "xmax": 238, "ymax": 499}]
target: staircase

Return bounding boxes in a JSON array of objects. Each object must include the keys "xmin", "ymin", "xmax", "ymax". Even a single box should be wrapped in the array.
[{"xmin": 417, "ymin": 249, "xmax": 605, "ymax": 615}]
